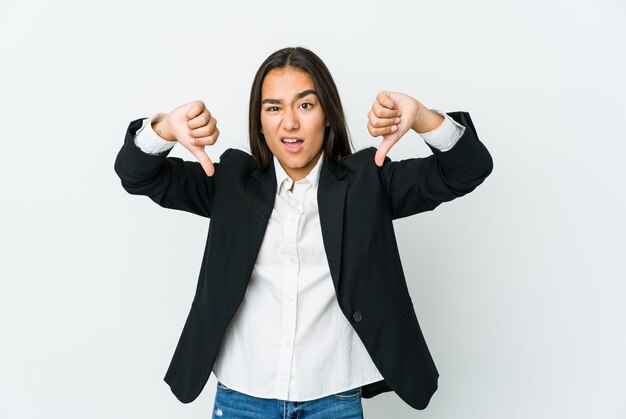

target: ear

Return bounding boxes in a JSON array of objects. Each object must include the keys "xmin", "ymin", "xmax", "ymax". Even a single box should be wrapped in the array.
[{"xmin": 325, "ymin": 119, "xmax": 330, "ymax": 127}]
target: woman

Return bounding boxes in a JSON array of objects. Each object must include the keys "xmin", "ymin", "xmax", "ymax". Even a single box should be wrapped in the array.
[{"xmin": 114, "ymin": 47, "xmax": 493, "ymax": 418}]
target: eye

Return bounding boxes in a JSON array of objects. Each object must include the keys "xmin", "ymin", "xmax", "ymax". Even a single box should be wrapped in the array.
[
  {"xmin": 300, "ymin": 102, "xmax": 313, "ymax": 110},
  {"xmin": 266, "ymin": 106, "xmax": 280, "ymax": 112}
]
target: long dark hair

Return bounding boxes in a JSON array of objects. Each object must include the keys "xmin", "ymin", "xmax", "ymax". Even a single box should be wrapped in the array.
[{"xmin": 248, "ymin": 47, "xmax": 352, "ymax": 171}]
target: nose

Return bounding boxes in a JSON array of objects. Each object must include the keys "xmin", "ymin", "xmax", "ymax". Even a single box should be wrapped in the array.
[{"xmin": 282, "ymin": 107, "xmax": 299, "ymax": 131}]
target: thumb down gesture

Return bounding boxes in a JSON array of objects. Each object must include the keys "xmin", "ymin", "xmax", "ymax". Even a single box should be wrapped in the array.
[
  {"xmin": 367, "ymin": 91, "xmax": 424, "ymax": 167},
  {"xmin": 155, "ymin": 100, "xmax": 220, "ymax": 177}
]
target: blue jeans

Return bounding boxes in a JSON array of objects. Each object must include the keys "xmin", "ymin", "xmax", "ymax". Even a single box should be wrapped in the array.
[{"xmin": 212, "ymin": 381, "xmax": 364, "ymax": 418}]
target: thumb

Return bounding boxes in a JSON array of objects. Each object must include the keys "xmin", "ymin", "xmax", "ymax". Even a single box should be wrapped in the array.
[
  {"xmin": 374, "ymin": 135, "xmax": 399, "ymax": 167},
  {"xmin": 191, "ymin": 148, "xmax": 215, "ymax": 177}
]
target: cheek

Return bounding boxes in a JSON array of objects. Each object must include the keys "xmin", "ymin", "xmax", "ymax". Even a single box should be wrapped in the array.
[
  {"xmin": 314, "ymin": 121, "xmax": 327, "ymax": 144},
  {"xmin": 260, "ymin": 113, "xmax": 274, "ymax": 132},
  {"xmin": 260, "ymin": 120, "xmax": 275, "ymax": 143},
  {"xmin": 314, "ymin": 114, "xmax": 327, "ymax": 137}
]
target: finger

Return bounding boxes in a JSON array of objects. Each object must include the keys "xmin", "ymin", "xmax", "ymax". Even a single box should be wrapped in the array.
[
  {"xmin": 368, "ymin": 110, "xmax": 401, "ymax": 128},
  {"xmin": 191, "ymin": 147, "xmax": 215, "ymax": 177},
  {"xmin": 188, "ymin": 111, "xmax": 213, "ymax": 130},
  {"xmin": 376, "ymin": 91, "xmax": 397, "ymax": 110},
  {"xmin": 190, "ymin": 116, "xmax": 217, "ymax": 137},
  {"xmin": 374, "ymin": 137, "xmax": 399, "ymax": 167},
  {"xmin": 371, "ymin": 102, "xmax": 402, "ymax": 119},
  {"xmin": 186, "ymin": 101, "xmax": 205, "ymax": 120},
  {"xmin": 190, "ymin": 127, "xmax": 220, "ymax": 146},
  {"xmin": 367, "ymin": 121, "xmax": 398, "ymax": 138}
]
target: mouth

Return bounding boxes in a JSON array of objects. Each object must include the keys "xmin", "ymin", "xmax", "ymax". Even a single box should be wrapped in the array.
[
  {"xmin": 281, "ymin": 137, "xmax": 304, "ymax": 152},
  {"xmin": 281, "ymin": 137, "xmax": 304, "ymax": 144}
]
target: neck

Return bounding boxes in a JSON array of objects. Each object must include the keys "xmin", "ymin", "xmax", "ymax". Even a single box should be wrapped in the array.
[{"xmin": 280, "ymin": 150, "xmax": 323, "ymax": 182}]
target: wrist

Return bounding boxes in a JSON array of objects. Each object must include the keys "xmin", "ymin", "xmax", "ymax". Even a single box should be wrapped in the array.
[
  {"xmin": 412, "ymin": 106, "xmax": 445, "ymax": 134},
  {"xmin": 151, "ymin": 114, "xmax": 177, "ymax": 142}
]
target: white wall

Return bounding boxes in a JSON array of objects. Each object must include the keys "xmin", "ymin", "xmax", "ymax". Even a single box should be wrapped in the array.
[{"xmin": 1, "ymin": 0, "xmax": 624, "ymax": 417}]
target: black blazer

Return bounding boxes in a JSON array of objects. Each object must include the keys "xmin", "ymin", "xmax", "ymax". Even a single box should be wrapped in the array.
[{"xmin": 114, "ymin": 111, "xmax": 493, "ymax": 410}]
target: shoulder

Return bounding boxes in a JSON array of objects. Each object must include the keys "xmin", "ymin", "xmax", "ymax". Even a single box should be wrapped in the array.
[
  {"xmin": 338, "ymin": 147, "xmax": 394, "ymax": 181},
  {"xmin": 210, "ymin": 148, "xmax": 257, "ymax": 187},
  {"xmin": 219, "ymin": 148, "xmax": 255, "ymax": 164},
  {"xmin": 339, "ymin": 147, "xmax": 378, "ymax": 171},
  {"xmin": 217, "ymin": 148, "xmax": 256, "ymax": 172}
]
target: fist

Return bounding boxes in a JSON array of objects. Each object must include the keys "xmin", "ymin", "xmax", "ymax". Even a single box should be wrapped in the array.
[
  {"xmin": 367, "ymin": 91, "xmax": 422, "ymax": 167},
  {"xmin": 159, "ymin": 100, "xmax": 220, "ymax": 177}
]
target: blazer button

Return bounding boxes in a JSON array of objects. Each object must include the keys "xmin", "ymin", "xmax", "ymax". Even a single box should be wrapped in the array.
[{"xmin": 352, "ymin": 311, "xmax": 363, "ymax": 323}]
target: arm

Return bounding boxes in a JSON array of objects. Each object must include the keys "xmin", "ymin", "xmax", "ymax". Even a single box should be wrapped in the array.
[
  {"xmin": 114, "ymin": 101, "xmax": 223, "ymax": 218},
  {"xmin": 368, "ymin": 92, "xmax": 493, "ymax": 219}
]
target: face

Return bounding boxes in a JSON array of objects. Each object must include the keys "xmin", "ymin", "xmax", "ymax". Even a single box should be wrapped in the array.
[{"xmin": 260, "ymin": 67, "xmax": 328, "ymax": 181}]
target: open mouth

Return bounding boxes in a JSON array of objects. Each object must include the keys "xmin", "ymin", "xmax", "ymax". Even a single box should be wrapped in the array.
[{"xmin": 281, "ymin": 138, "xmax": 304, "ymax": 152}]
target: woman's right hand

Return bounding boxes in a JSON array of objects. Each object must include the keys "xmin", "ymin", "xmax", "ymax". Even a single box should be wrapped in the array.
[{"xmin": 153, "ymin": 100, "xmax": 219, "ymax": 177}]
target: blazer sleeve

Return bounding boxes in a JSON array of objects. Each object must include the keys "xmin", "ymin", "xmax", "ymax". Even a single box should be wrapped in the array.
[
  {"xmin": 114, "ymin": 118, "xmax": 229, "ymax": 218},
  {"xmin": 378, "ymin": 111, "xmax": 494, "ymax": 220}
]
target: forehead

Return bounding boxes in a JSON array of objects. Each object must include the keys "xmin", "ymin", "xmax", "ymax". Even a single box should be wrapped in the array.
[{"xmin": 261, "ymin": 67, "xmax": 315, "ymax": 98}]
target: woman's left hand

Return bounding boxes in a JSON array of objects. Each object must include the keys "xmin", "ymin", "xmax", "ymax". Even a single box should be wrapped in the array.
[{"xmin": 367, "ymin": 91, "xmax": 437, "ymax": 167}]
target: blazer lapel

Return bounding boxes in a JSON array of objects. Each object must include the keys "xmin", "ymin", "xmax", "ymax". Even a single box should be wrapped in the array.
[
  {"xmin": 317, "ymin": 158, "xmax": 350, "ymax": 293},
  {"xmin": 245, "ymin": 161, "xmax": 277, "ymax": 282}
]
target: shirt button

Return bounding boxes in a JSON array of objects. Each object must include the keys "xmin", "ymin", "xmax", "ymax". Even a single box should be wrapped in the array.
[
  {"xmin": 287, "ymin": 256, "xmax": 295, "ymax": 264},
  {"xmin": 352, "ymin": 311, "xmax": 363, "ymax": 323}
]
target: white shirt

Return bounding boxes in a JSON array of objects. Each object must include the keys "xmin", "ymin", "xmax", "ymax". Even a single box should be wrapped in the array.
[{"xmin": 134, "ymin": 110, "xmax": 465, "ymax": 401}]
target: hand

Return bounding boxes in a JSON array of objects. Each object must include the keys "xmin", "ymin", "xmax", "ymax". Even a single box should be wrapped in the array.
[
  {"xmin": 156, "ymin": 100, "xmax": 220, "ymax": 177},
  {"xmin": 367, "ymin": 91, "xmax": 423, "ymax": 167}
]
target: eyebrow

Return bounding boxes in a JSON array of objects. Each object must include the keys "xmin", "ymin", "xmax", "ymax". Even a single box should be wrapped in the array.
[{"xmin": 262, "ymin": 89, "xmax": 317, "ymax": 105}]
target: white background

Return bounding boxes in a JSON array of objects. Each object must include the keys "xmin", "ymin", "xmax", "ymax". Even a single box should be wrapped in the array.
[{"xmin": 1, "ymin": 0, "xmax": 625, "ymax": 418}]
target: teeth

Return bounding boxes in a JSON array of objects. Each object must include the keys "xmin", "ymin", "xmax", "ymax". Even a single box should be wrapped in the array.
[{"xmin": 283, "ymin": 139, "xmax": 300, "ymax": 143}]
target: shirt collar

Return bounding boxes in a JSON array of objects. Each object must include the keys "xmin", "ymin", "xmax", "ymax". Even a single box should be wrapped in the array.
[{"xmin": 273, "ymin": 152, "xmax": 324, "ymax": 194}]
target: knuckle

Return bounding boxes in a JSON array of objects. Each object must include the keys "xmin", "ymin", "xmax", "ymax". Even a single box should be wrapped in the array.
[{"xmin": 191, "ymin": 99, "xmax": 204, "ymax": 109}]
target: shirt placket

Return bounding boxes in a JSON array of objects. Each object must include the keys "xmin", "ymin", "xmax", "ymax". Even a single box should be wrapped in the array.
[{"xmin": 275, "ymin": 181, "xmax": 304, "ymax": 399}]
